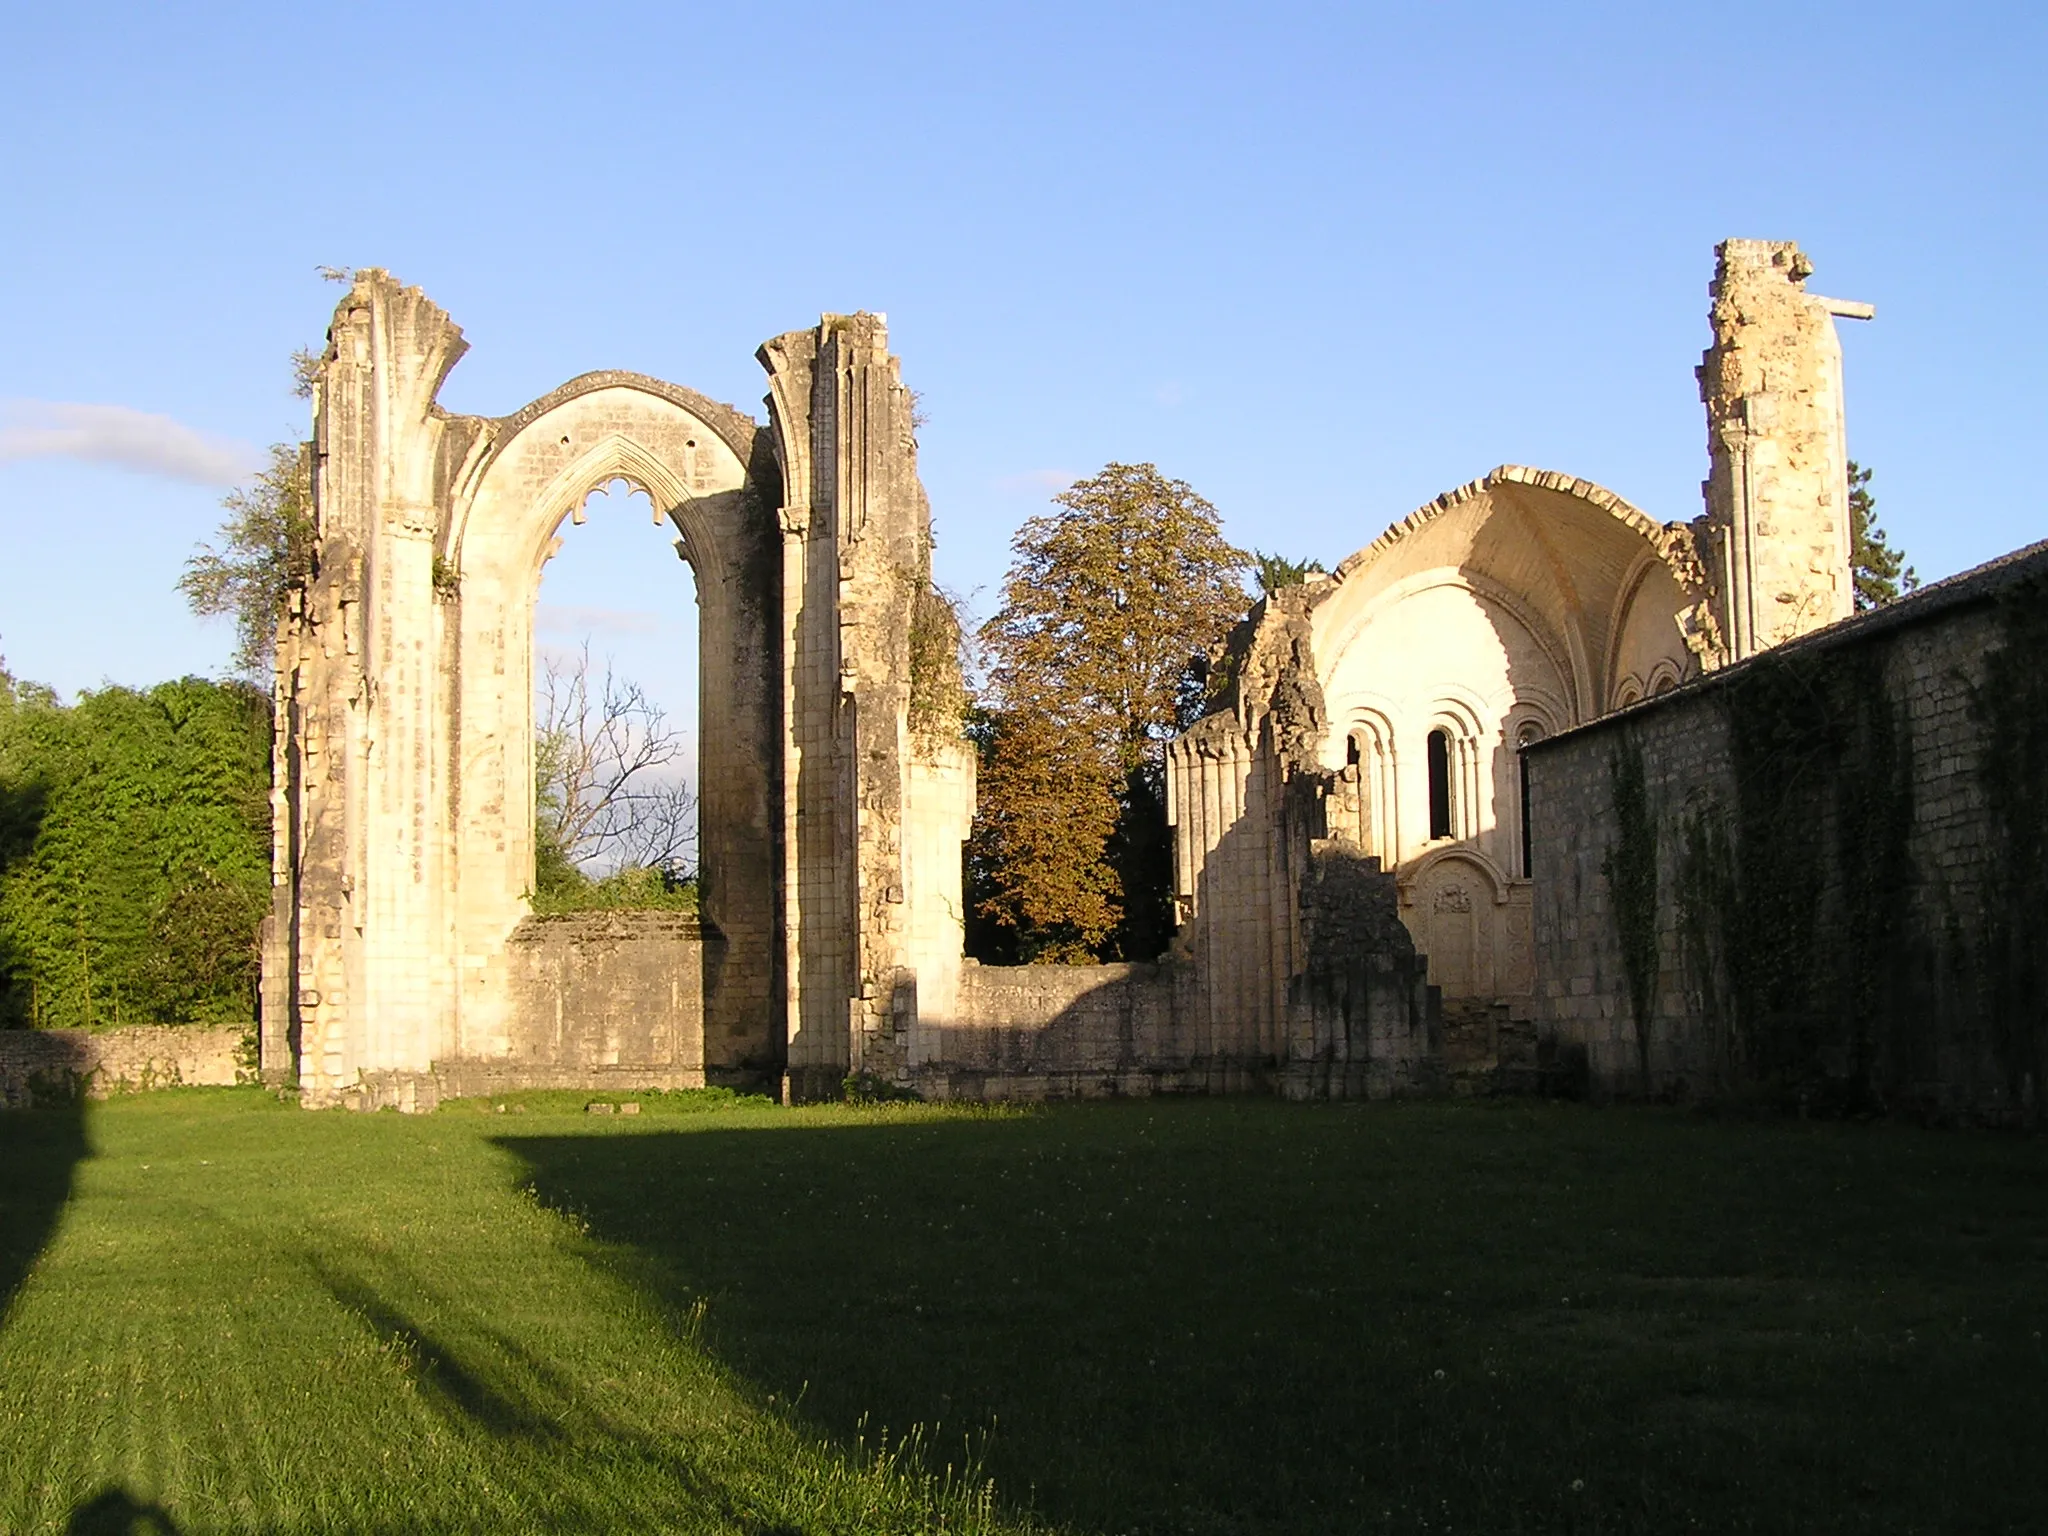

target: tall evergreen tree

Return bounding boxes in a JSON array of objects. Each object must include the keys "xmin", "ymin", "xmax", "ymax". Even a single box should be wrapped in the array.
[
  {"xmin": 1251, "ymin": 550, "xmax": 1322, "ymax": 595},
  {"xmin": 1848, "ymin": 460, "xmax": 1918, "ymax": 612}
]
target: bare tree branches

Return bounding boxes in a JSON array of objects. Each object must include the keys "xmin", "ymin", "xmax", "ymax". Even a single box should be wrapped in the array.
[{"xmin": 534, "ymin": 644, "xmax": 697, "ymax": 879}]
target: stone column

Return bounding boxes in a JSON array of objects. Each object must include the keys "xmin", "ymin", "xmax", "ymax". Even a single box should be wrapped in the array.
[{"xmin": 1697, "ymin": 239, "xmax": 1871, "ymax": 659}]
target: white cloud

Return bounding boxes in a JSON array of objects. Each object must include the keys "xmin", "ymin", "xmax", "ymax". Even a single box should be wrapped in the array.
[
  {"xmin": 0, "ymin": 400, "xmax": 263, "ymax": 487},
  {"xmin": 534, "ymin": 603, "xmax": 665, "ymax": 636},
  {"xmin": 992, "ymin": 468, "xmax": 1078, "ymax": 496}
]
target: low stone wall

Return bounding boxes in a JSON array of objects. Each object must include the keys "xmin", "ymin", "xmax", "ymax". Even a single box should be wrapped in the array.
[
  {"xmin": 0, "ymin": 1025, "xmax": 252, "ymax": 1108},
  {"xmin": 1527, "ymin": 542, "xmax": 2048, "ymax": 1121},
  {"xmin": 908, "ymin": 960, "xmax": 1216, "ymax": 1099},
  {"xmin": 905, "ymin": 934, "xmax": 1441, "ymax": 1102},
  {"xmin": 419, "ymin": 911, "xmax": 713, "ymax": 1106}
]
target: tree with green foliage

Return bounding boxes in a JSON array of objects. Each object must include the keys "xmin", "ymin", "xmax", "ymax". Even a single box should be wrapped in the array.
[
  {"xmin": 178, "ymin": 442, "xmax": 316, "ymax": 681},
  {"xmin": 179, "ymin": 347, "xmax": 328, "ymax": 681},
  {"xmin": 969, "ymin": 463, "xmax": 1249, "ymax": 962},
  {"xmin": 0, "ymin": 671, "xmax": 271, "ymax": 1027},
  {"xmin": 1847, "ymin": 460, "xmax": 1918, "ymax": 612},
  {"xmin": 1251, "ymin": 550, "xmax": 1322, "ymax": 596}
]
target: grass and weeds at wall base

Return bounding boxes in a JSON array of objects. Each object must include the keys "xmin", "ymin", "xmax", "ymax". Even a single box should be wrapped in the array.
[
  {"xmin": 437, "ymin": 1086, "xmax": 771, "ymax": 1117},
  {"xmin": 528, "ymin": 863, "xmax": 700, "ymax": 916},
  {"xmin": 4, "ymin": 1094, "xmax": 2047, "ymax": 1534}
]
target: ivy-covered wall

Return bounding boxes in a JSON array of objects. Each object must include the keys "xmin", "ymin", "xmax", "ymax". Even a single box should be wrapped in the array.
[{"xmin": 1527, "ymin": 543, "xmax": 2048, "ymax": 1124}]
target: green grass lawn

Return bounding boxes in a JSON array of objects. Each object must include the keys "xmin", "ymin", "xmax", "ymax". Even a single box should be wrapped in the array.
[{"xmin": 2, "ymin": 1091, "xmax": 2045, "ymax": 1535}]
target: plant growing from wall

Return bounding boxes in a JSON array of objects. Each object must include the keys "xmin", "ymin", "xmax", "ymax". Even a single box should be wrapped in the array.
[
  {"xmin": 1708, "ymin": 644, "xmax": 1917, "ymax": 1110},
  {"xmin": 180, "ymin": 352, "xmax": 324, "ymax": 681},
  {"xmin": 1674, "ymin": 795, "xmax": 1736, "ymax": 1090},
  {"xmin": 905, "ymin": 540, "xmax": 968, "ymax": 735},
  {"xmin": 431, "ymin": 552, "xmax": 462, "ymax": 602},
  {"xmin": 1719, "ymin": 653, "xmax": 1832, "ymax": 1090}
]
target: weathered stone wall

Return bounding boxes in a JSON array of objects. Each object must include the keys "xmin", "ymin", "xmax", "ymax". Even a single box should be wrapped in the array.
[
  {"xmin": 909, "ymin": 875, "xmax": 1441, "ymax": 1104},
  {"xmin": 343, "ymin": 913, "xmax": 714, "ymax": 1111},
  {"xmin": 910, "ymin": 960, "xmax": 1196, "ymax": 1100},
  {"xmin": 0, "ymin": 1026, "xmax": 252, "ymax": 1108},
  {"xmin": 493, "ymin": 911, "xmax": 710, "ymax": 1084},
  {"xmin": 1528, "ymin": 542, "xmax": 2048, "ymax": 1121}
]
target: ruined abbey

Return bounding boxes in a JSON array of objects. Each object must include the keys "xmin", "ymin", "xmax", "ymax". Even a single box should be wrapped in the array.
[{"xmin": 263, "ymin": 241, "xmax": 2048, "ymax": 1121}]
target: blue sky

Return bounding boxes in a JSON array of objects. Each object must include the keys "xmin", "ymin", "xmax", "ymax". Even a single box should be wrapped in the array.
[{"xmin": 2, "ymin": 1, "xmax": 2042, "ymax": 743}]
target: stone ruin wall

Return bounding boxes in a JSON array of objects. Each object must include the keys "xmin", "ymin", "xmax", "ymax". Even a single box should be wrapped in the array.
[
  {"xmin": 263, "ymin": 276, "xmax": 978, "ymax": 1110},
  {"xmin": 1696, "ymin": 238, "xmax": 1870, "ymax": 660},
  {"xmin": 1526, "ymin": 542, "xmax": 2048, "ymax": 1122},
  {"xmin": 0, "ymin": 1026, "xmax": 253, "ymax": 1109},
  {"xmin": 1153, "ymin": 585, "xmax": 1446, "ymax": 1100},
  {"xmin": 235, "ymin": 237, "xmax": 1951, "ymax": 1115}
]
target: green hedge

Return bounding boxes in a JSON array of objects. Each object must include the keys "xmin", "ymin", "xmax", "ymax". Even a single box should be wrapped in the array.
[{"xmin": 0, "ymin": 674, "xmax": 270, "ymax": 1027}]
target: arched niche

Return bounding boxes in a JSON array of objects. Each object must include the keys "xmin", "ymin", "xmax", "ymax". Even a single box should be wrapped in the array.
[{"xmin": 1397, "ymin": 847, "xmax": 1515, "ymax": 999}]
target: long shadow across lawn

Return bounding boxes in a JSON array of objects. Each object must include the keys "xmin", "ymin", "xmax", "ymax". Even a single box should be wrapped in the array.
[
  {"xmin": 0, "ymin": 1095, "xmax": 88, "ymax": 1328},
  {"xmin": 503, "ymin": 1099, "xmax": 2048, "ymax": 1535}
]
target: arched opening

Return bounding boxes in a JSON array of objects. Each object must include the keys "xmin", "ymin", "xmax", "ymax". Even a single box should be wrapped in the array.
[
  {"xmin": 1426, "ymin": 727, "xmax": 1453, "ymax": 841},
  {"xmin": 531, "ymin": 476, "xmax": 701, "ymax": 908}
]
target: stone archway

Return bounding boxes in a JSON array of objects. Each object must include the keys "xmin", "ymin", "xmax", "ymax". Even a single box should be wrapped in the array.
[
  {"xmin": 440, "ymin": 377, "xmax": 780, "ymax": 1084},
  {"xmin": 261, "ymin": 275, "xmax": 974, "ymax": 1109}
]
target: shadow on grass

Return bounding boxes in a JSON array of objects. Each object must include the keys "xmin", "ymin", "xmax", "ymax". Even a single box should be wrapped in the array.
[
  {"xmin": 311, "ymin": 1261, "xmax": 568, "ymax": 1443},
  {"xmin": 66, "ymin": 1487, "xmax": 181, "ymax": 1535},
  {"xmin": 501, "ymin": 1102, "xmax": 2048, "ymax": 1536},
  {"xmin": 302, "ymin": 1252, "xmax": 838, "ymax": 1535},
  {"xmin": 0, "ymin": 1094, "xmax": 88, "ymax": 1328}
]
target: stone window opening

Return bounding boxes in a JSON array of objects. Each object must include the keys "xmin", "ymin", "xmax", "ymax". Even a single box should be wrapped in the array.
[
  {"xmin": 1427, "ymin": 728, "xmax": 1453, "ymax": 841},
  {"xmin": 1515, "ymin": 721, "xmax": 1545, "ymax": 878},
  {"xmin": 1341, "ymin": 717, "xmax": 1397, "ymax": 863}
]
